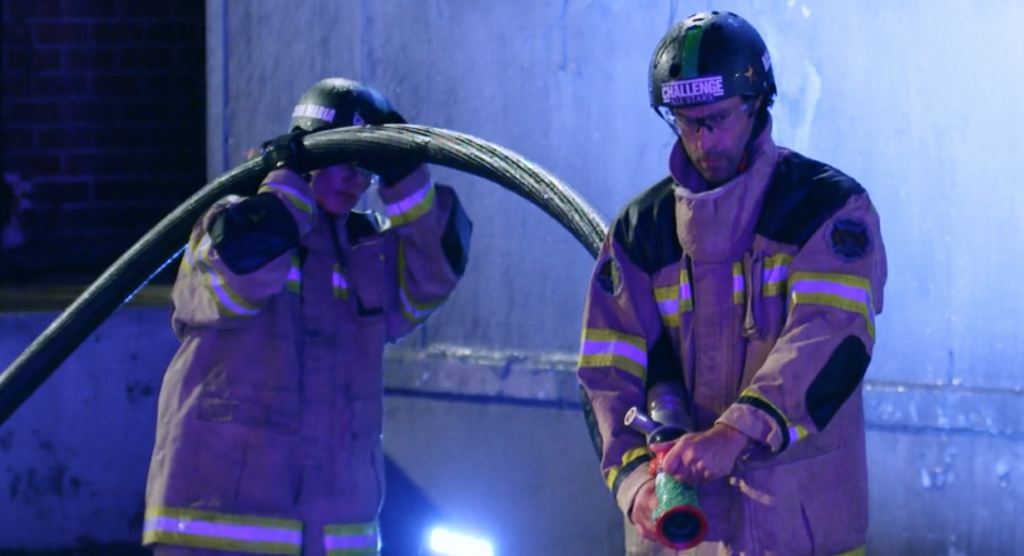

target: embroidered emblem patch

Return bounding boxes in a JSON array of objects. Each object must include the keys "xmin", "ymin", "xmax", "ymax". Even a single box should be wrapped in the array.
[
  {"xmin": 828, "ymin": 218, "xmax": 871, "ymax": 262},
  {"xmin": 596, "ymin": 256, "xmax": 623, "ymax": 296}
]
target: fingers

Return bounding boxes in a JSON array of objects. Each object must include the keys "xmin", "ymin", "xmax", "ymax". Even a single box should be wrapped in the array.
[
  {"xmin": 649, "ymin": 441, "xmax": 673, "ymax": 454},
  {"xmin": 636, "ymin": 522, "xmax": 660, "ymax": 542}
]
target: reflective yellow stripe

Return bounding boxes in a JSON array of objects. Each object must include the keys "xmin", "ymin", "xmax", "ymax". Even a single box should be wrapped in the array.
[
  {"xmin": 386, "ymin": 183, "xmax": 436, "ymax": 226},
  {"xmin": 331, "ymin": 263, "xmax": 349, "ymax": 300},
  {"xmin": 397, "ymin": 241, "xmax": 445, "ymax": 324},
  {"xmin": 740, "ymin": 389, "xmax": 808, "ymax": 445},
  {"xmin": 258, "ymin": 182, "xmax": 313, "ymax": 215},
  {"xmin": 324, "ymin": 521, "xmax": 379, "ymax": 556},
  {"xmin": 788, "ymin": 271, "xmax": 875, "ymax": 339},
  {"xmin": 732, "ymin": 262, "xmax": 744, "ymax": 304},
  {"xmin": 286, "ymin": 253, "xmax": 302, "ymax": 294},
  {"xmin": 325, "ymin": 523, "xmax": 377, "ymax": 536},
  {"xmin": 142, "ymin": 506, "xmax": 302, "ymax": 556},
  {"xmin": 653, "ymin": 269, "xmax": 692, "ymax": 328},
  {"xmin": 834, "ymin": 546, "xmax": 865, "ymax": 556},
  {"xmin": 653, "ymin": 284, "xmax": 677, "ymax": 301},
  {"xmin": 193, "ymin": 235, "xmax": 261, "ymax": 318},
  {"xmin": 606, "ymin": 446, "xmax": 650, "ymax": 490},
  {"xmin": 763, "ymin": 254, "xmax": 792, "ymax": 296},
  {"xmin": 579, "ymin": 329, "xmax": 647, "ymax": 380}
]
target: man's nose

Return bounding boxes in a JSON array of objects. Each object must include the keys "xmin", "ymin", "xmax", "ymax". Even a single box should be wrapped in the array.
[{"xmin": 696, "ymin": 127, "xmax": 718, "ymax": 152}]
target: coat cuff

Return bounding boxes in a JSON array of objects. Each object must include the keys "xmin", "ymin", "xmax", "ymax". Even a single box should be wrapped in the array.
[
  {"xmin": 257, "ymin": 169, "xmax": 316, "ymax": 235},
  {"xmin": 615, "ymin": 464, "xmax": 655, "ymax": 518},
  {"xmin": 717, "ymin": 401, "xmax": 782, "ymax": 452}
]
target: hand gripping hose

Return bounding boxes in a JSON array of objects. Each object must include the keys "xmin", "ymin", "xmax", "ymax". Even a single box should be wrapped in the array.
[{"xmin": 0, "ymin": 124, "xmax": 608, "ymax": 426}]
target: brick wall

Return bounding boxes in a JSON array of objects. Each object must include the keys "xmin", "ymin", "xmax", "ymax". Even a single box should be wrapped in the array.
[{"xmin": 1, "ymin": 0, "xmax": 205, "ymax": 285}]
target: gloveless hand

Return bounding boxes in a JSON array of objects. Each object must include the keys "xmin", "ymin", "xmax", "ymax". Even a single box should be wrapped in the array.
[
  {"xmin": 651, "ymin": 423, "xmax": 751, "ymax": 486},
  {"xmin": 629, "ymin": 478, "xmax": 660, "ymax": 542}
]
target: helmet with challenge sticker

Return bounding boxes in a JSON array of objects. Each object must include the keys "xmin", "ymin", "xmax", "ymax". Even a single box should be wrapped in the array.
[{"xmin": 649, "ymin": 11, "xmax": 776, "ymax": 122}]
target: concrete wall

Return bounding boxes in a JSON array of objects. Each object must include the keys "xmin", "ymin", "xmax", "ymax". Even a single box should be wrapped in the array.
[
  {"xmin": 2, "ymin": 0, "xmax": 1023, "ymax": 555},
  {"xmin": 201, "ymin": 0, "xmax": 1024, "ymax": 553}
]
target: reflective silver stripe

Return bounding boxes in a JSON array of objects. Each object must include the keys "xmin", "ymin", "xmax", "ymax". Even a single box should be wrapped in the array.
[
  {"xmin": 762, "ymin": 254, "xmax": 792, "ymax": 296},
  {"xmin": 578, "ymin": 329, "xmax": 647, "ymax": 379},
  {"xmin": 193, "ymin": 235, "xmax": 261, "ymax": 318},
  {"xmin": 789, "ymin": 271, "xmax": 875, "ymax": 338},
  {"xmin": 286, "ymin": 252, "xmax": 302, "ymax": 294},
  {"xmin": 324, "ymin": 521, "xmax": 379, "ymax": 556},
  {"xmin": 385, "ymin": 181, "xmax": 435, "ymax": 226},
  {"xmin": 397, "ymin": 241, "xmax": 443, "ymax": 323},
  {"xmin": 732, "ymin": 262, "xmax": 744, "ymax": 304},
  {"xmin": 259, "ymin": 182, "xmax": 313, "ymax": 216},
  {"xmin": 142, "ymin": 506, "xmax": 302, "ymax": 556},
  {"xmin": 653, "ymin": 269, "xmax": 693, "ymax": 327},
  {"xmin": 332, "ymin": 263, "xmax": 349, "ymax": 299}
]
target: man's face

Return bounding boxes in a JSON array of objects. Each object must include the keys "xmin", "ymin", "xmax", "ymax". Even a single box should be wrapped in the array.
[
  {"xmin": 670, "ymin": 96, "xmax": 760, "ymax": 186},
  {"xmin": 310, "ymin": 164, "xmax": 373, "ymax": 216}
]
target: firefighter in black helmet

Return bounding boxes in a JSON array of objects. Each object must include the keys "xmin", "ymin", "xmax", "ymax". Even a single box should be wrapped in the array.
[
  {"xmin": 577, "ymin": 12, "xmax": 886, "ymax": 556},
  {"xmin": 648, "ymin": 11, "xmax": 777, "ymax": 186},
  {"xmin": 142, "ymin": 78, "xmax": 472, "ymax": 556}
]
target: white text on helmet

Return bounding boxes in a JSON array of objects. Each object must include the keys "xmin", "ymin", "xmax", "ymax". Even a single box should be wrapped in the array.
[
  {"xmin": 292, "ymin": 103, "xmax": 336, "ymax": 123},
  {"xmin": 662, "ymin": 76, "xmax": 725, "ymax": 106}
]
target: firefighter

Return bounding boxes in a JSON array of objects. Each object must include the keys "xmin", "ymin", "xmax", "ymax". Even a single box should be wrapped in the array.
[
  {"xmin": 143, "ymin": 78, "xmax": 472, "ymax": 556},
  {"xmin": 577, "ymin": 12, "xmax": 886, "ymax": 556}
]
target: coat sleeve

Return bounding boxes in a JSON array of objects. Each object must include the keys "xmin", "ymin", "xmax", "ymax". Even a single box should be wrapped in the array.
[
  {"xmin": 717, "ymin": 192, "xmax": 888, "ymax": 452},
  {"xmin": 170, "ymin": 169, "xmax": 315, "ymax": 334},
  {"xmin": 576, "ymin": 232, "xmax": 665, "ymax": 516},
  {"xmin": 378, "ymin": 165, "xmax": 472, "ymax": 343}
]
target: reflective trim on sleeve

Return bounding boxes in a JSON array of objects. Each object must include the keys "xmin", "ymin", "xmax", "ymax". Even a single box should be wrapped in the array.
[
  {"xmin": 323, "ymin": 521, "xmax": 379, "ymax": 556},
  {"xmin": 258, "ymin": 182, "xmax": 314, "ymax": 217},
  {"xmin": 332, "ymin": 263, "xmax": 349, "ymax": 300},
  {"xmin": 762, "ymin": 254, "xmax": 792, "ymax": 296},
  {"xmin": 397, "ymin": 241, "xmax": 445, "ymax": 325},
  {"xmin": 788, "ymin": 271, "xmax": 875, "ymax": 338},
  {"xmin": 578, "ymin": 329, "xmax": 647, "ymax": 380},
  {"xmin": 653, "ymin": 269, "xmax": 693, "ymax": 328},
  {"xmin": 737, "ymin": 389, "xmax": 808, "ymax": 451},
  {"xmin": 286, "ymin": 252, "xmax": 302, "ymax": 294},
  {"xmin": 605, "ymin": 446, "xmax": 650, "ymax": 491},
  {"xmin": 732, "ymin": 262, "xmax": 745, "ymax": 305},
  {"xmin": 188, "ymin": 235, "xmax": 262, "ymax": 318},
  {"xmin": 142, "ymin": 506, "xmax": 302, "ymax": 556},
  {"xmin": 385, "ymin": 181, "xmax": 436, "ymax": 226}
]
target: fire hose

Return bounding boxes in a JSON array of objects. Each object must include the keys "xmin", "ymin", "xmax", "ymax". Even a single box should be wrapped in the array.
[
  {"xmin": 0, "ymin": 124, "xmax": 605, "ymax": 427},
  {"xmin": 0, "ymin": 124, "xmax": 703, "ymax": 550}
]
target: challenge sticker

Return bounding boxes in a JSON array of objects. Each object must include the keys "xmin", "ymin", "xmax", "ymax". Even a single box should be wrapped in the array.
[
  {"xmin": 292, "ymin": 103, "xmax": 336, "ymax": 123},
  {"xmin": 661, "ymin": 76, "xmax": 725, "ymax": 106}
]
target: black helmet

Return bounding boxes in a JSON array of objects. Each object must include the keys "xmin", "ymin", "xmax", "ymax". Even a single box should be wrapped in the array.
[
  {"xmin": 288, "ymin": 77, "xmax": 406, "ymax": 133},
  {"xmin": 649, "ymin": 12, "xmax": 776, "ymax": 114}
]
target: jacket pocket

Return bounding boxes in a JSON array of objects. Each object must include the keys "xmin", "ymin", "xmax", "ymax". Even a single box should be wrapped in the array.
[
  {"xmin": 735, "ymin": 454, "xmax": 825, "ymax": 554},
  {"xmin": 197, "ymin": 382, "xmax": 301, "ymax": 436}
]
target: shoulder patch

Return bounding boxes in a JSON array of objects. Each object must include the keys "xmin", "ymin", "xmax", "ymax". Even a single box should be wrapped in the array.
[
  {"xmin": 828, "ymin": 217, "xmax": 871, "ymax": 262},
  {"xmin": 596, "ymin": 256, "xmax": 623, "ymax": 296}
]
